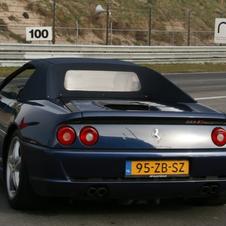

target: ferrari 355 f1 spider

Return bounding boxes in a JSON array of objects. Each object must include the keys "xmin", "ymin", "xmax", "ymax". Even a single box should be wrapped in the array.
[{"xmin": 0, "ymin": 58, "xmax": 226, "ymax": 209}]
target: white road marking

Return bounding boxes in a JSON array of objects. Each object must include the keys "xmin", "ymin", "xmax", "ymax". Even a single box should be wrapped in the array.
[{"xmin": 195, "ymin": 96, "xmax": 226, "ymax": 100}]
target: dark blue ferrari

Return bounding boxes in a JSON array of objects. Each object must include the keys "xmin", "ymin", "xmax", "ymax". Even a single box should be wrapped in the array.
[{"xmin": 0, "ymin": 58, "xmax": 226, "ymax": 210}]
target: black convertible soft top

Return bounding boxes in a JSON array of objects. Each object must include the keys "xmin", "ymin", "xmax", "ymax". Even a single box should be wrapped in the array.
[{"xmin": 20, "ymin": 58, "xmax": 195, "ymax": 103}]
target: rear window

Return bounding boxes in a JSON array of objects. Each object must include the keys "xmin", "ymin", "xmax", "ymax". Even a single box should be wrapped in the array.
[{"xmin": 64, "ymin": 70, "xmax": 141, "ymax": 92}]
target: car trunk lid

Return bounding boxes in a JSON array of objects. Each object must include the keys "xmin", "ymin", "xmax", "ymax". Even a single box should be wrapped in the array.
[{"xmin": 58, "ymin": 99, "xmax": 226, "ymax": 149}]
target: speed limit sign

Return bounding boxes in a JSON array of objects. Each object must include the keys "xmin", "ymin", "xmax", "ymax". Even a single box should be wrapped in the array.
[{"xmin": 26, "ymin": 27, "xmax": 53, "ymax": 41}]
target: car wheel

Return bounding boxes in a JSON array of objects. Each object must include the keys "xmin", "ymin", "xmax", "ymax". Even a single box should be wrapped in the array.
[
  {"xmin": 189, "ymin": 194, "xmax": 226, "ymax": 206},
  {"xmin": 6, "ymin": 130, "xmax": 44, "ymax": 210}
]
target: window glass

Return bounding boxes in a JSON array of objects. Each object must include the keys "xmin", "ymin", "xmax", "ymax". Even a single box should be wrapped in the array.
[
  {"xmin": 64, "ymin": 70, "xmax": 141, "ymax": 92},
  {"xmin": 0, "ymin": 68, "xmax": 35, "ymax": 100}
]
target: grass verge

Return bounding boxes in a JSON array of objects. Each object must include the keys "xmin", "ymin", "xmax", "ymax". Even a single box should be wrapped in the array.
[
  {"xmin": 0, "ymin": 67, "xmax": 18, "ymax": 77},
  {"xmin": 0, "ymin": 62, "xmax": 226, "ymax": 77},
  {"xmin": 142, "ymin": 63, "xmax": 226, "ymax": 74}
]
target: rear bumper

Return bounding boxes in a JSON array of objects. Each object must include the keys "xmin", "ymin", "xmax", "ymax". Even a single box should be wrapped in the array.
[
  {"xmin": 22, "ymin": 142, "xmax": 226, "ymax": 199},
  {"xmin": 30, "ymin": 178, "xmax": 226, "ymax": 200}
]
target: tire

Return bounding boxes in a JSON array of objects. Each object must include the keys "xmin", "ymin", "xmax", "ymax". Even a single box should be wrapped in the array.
[
  {"xmin": 6, "ymin": 130, "xmax": 45, "ymax": 210},
  {"xmin": 189, "ymin": 194, "xmax": 226, "ymax": 206}
]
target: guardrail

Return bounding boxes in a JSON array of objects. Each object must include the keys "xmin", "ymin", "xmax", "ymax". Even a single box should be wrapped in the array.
[{"xmin": 0, "ymin": 43, "xmax": 225, "ymax": 66}]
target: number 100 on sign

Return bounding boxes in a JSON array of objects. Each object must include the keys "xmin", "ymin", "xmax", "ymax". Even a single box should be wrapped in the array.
[{"xmin": 26, "ymin": 27, "xmax": 52, "ymax": 41}]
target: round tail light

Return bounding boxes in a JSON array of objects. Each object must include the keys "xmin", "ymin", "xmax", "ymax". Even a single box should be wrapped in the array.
[
  {"xmin": 211, "ymin": 127, "xmax": 226, "ymax": 146},
  {"xmin": 57, "ymin": 126, "xmax": 76, "ymax": 146},
  {"xmin": 80, "ymin": 126, "xmax": 99, "ymax": 146}
]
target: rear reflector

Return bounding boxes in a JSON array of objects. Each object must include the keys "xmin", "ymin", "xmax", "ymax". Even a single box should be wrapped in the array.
[
  {"xmin": 57, "ymin": 126, "xmax": 76, "ymax": 146},
  {"xmin": 80, "ymin": 126, "xmax": 99, "ymax": 146},
  {"xmin": 211, "ymin": 127, "xmax": 226, "ymax": 146}
]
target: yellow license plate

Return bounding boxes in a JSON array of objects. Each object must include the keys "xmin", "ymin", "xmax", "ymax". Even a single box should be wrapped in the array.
[{"xmin": 125, "ymin": 160, "xmax": 189, "ymax": 177}]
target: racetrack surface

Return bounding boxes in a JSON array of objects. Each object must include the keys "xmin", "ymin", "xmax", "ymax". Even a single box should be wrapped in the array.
[{"xmin": 164, "ymin": 72, "xmax": 226, "ymax": 113}]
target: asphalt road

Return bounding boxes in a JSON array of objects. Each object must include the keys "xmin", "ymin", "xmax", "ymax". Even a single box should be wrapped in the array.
[
  {"xmin": 165, "ymin": 72, "xmax": 226, "ymax": 113},
  {"xmin": 1, "ymin": 72, "xmax": 226, "ymax": 226}
]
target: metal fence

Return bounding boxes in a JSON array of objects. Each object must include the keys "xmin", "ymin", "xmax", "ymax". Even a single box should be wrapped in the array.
[
  {"xmin": 0, "ymin": 44, "xmax": 226, "ymax": 66},
  {"xmin": 0, "ymin": 24, "xmax": 217, "ymax": 46},
  {"xmin": 0, "ymin": 0, "xmax": 224, "ymax": 46}
]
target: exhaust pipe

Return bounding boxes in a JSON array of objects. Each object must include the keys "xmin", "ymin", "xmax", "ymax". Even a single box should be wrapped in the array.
[
  {"xmin": 201, "ymin": 185, "xmax": 210, "ymax": 195},
  {"xmin": 97, "ymin": 187, "xmax": 108, "ymax": 197},
  {"xmin": 87, "ymin": 186, "xmax": 108, "ymax": 197},
  {"xmin": 87, "ymin": 187, "xmax": 97, "ymax": 196},
  {"xmin": 200, "ymin": 184, "xmax": 219, "ymax": 195},
  {"xmin": 210, "ymin": 185, "xmax": 219, "ymax": 194}
]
